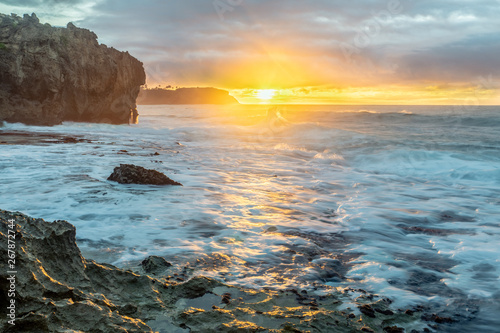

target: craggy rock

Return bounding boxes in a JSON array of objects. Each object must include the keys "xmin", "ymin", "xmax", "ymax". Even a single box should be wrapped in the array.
[
  {"xmin": 141, "ymin": 255, "xmax": 172, "ymax": 275},
  {"xmin": 425, "ymin": 314, "xmax": 454, "ymax": 324},
  {"xmin": 108, "ymin": 164, "xmax": 182, "ymax": 186},
  {"xmin": 359, "ymin": 304, "xmax": 376, "ymax": 318},
  {"xmin": 0, "ymin": 13, "xmax": 145, "ymax": 125},
  {"xmin": 1, "ymin": 209, "xmax": 424, "ymax": 333},
  {"xmin": 0, "ymin": 210, "xmax": 152, "ymax": 332},
  {"xmin": 383, "ymin": 326, "xmax": 404, "ymax": 333}
]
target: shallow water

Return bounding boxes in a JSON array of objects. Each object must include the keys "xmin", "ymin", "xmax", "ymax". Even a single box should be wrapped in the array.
[{"xmin": 1, "ymin": 104, "xmax": 499, "ymax": 330}]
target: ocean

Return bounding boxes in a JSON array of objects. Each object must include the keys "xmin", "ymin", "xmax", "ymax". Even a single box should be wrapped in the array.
[{"xmin": 1, "ymin": 104, "xmax": 499, "ymax": 331}]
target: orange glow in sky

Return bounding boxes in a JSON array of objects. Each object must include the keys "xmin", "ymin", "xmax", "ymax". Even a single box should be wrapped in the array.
[{"xmin": 7, "ymin": 1, "xmax": 498, "ymax": 106}]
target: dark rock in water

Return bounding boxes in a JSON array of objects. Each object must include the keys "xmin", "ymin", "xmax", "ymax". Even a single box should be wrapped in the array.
[
  {"xmin": 0, "ymin": 131, "xmax": 90, "ymax": 145},
  {"xmin": 108, "ymin": 164, "xmax": 182, "ymax": 186},
  {"xmin": 221, "ymin": 293, "xmax": 231, "ymax": 304},
  {"xmin": 376, "ymin": 308, "xmax": 395, "ymax": 316},
  {"xmin": 0, "ymin": 13, "xmax": 145, "ymax": 125},
  {"xmin": 141, "ymin": 255, "xmax": 172, "ymax": 275},
  {"xmin": 406, "ymin": 270, "xmax": 454, "ymax": 297},
  {"xmin": 314, "ymin": 258, "xmax": 345, "ymax": 282},
  {"xmin": 359, "ymin": 304, "xmax": 376, "ymax": 318},
  {"xmin": 424, "ymin": 314, "xmax": 454, "ymax": 324},
  {"xmin": 384, "ymin": 326, "xmax": 404, "ymax": 333}
]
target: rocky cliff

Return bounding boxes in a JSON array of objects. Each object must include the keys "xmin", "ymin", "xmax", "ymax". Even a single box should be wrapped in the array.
[
  {"xmin": 0, "ymin": 13, "xmax": 146, "ymax": 125},
  {"xmin": 137, "ymin": 87, "xmax": 239, "ymax": 105}
]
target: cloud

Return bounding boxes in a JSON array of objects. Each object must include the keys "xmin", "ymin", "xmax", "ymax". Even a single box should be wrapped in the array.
[
  {"xmin": 2, "ymin": 0, "xmax": 499, "ymax": 96},
  {"xmin": 0, "ymin": 0, "xmax": 100, "ymax": 25},
  {"xmin": 396, "ymin": 32, "xmax": 500, "ymax": 82}
]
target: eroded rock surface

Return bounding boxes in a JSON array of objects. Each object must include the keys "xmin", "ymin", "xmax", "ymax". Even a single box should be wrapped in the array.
[
  {"xmin": 0, "ymin": 210, "xmax": 438, "ymax": 332},
  {"xmin": 0, "ymin": 13, "xmax": 145, "ymax": 125},
  {"xmin": 142, "ymin": 255, "xmax": 173, "ymax": 275},
  {"xmin": 108, "ymin": 164, "xmax": 182, "ymax": 186}
]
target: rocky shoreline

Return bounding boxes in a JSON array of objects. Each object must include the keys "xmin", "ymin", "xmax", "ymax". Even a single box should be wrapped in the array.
[
  {"xmin": 0, "ymin": 130, "xmax": 91, "ymax": 145},
  {"xmin": 0, "ymin": 209, "xmax": 438, "ymax": 333},
  {"xmin": 0, "ymin": 128, "xmax": 474, "ymax": 332}
]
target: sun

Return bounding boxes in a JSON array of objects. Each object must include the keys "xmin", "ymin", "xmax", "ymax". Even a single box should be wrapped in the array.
[{"xmin": 256, "ymin": 89, "xmax": 276, "ymax": 101}]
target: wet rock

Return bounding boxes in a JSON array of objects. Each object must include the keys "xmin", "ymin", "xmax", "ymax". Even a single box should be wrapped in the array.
[
  {"xmin": 293, "ymin": 254, "xmax": 309, "ymax": 265},
  {"xmin": 384, "ymin": 326, "xmax": 404, "ymax": 333},
  {"xmin": 0, "ymin": 13, "xmax": 145, "ymax": 125},
  {"xmin": 313, "ymin": 258, "xmax": 345, "ymax": 282},
  {"xmin": 425, "ymin": 314, "xmax": 454, "ymax": 324},
  {"xmin": 406, "ymin": 270, "xmax": 455, "ymax": 297},
  {"xmin": 192, "ymin": 252, "xmax": 235, "ymax": 271},
  {"xmin": 118, "ymin": 304, "xmax": 138, "ymax": 316},
  {"xmin": 141, "ymin": 255, "xmax": 172, "ymax": 275},
  {"xmin": 0, "ymin": 131, "xmax": 90, "ymax": 145},
  {"xmin": 359, "ymin": 304, "xmax": 376, "ymax": 318},
  {"xmin": 376, "ymin": 308, "xmax": 395, "ymax": 316},
  {"xmin": 400, "ymin": 226, "xmax": 459, "ymax": 236},
  {"xmin": 265, "ymin": 226, "xmax": 278, "ymax": 232},
  {"xmin": 0, "ymin": 209, "xmax": 426, "ymax": 333},
  {"xmin": 394, "ymin": 252, "xmax": 458, "ymax": 273},
  {"xmin": 221, "ymin": 293, "xmax": 231, "ymax": 304},
  {"xmin": 439, "ymin": 211, "xmax": 475, "ymax": 223},
  {"xmin": 280, "ymin": 323, "xmax": 303, "ymax": 332},
  {"xmin": 108, "ymin": 164, "xmax": 182, "ymax": 186},
  {"xmin": 0, "ymin": 210, "xmax": 152, "ymax": 332}
]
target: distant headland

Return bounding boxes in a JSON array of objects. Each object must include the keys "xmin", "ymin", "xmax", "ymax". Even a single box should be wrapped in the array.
[
  {"xmin": 137, "ymin": 87, "xmax": 239, "ymax": 105},
  {"xmin": 0, "ymin": 13, "xmax": 145, "ymax": 125}
]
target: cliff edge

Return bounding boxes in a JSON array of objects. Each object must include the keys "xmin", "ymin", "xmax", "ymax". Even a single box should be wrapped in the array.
[{"xmin": 0, "ymin": 13, "xmax": 146, "ymax": 125}]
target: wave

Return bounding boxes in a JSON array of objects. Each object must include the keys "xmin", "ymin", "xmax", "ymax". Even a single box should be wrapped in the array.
[{"xmin": 351, "ymin": 148, "xmax": 500, "ymax": 183}]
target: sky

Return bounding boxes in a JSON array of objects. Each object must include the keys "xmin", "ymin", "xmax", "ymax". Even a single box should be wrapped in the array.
[{"xmin": 1, "ymin": 0, "xmax": 500, "ymax": 104}]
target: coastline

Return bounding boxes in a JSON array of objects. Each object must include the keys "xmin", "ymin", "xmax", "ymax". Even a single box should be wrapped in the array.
[
  {"xmin": 1, "ymin": 1, "xmax": 499, "ymax": 331},
  {"xmin": 2, "ymin": 105, "xmax": 498, "ymax": 332},
  {"xmin": 0, "ymin": 209, "xmax": 422, "ymax": 333}
]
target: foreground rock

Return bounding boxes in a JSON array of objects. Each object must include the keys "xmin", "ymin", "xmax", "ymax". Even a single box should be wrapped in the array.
[
  {"xmin": 1, "ymin": 209, "xmax": 426, "ymax": 332},
  {"xmin": 0, "ymin": 13, "xmax": 145, "ymax": 125},
  {"xmin": 108, "ymin": 164, "xmax": 182, "ymax": 186},
  {"xmin": 141, "ymin": 255, "xmax": 172, "ymax": 275}
]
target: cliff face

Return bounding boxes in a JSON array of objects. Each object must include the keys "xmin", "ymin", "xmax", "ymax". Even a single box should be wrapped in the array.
[
  {"xmin": 0, "ymin": 13, "xmax": 146, "ymax": 125},
  {"xmin": 137, "ymin": 87, "xmax": 239, "ymax": 105}
]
